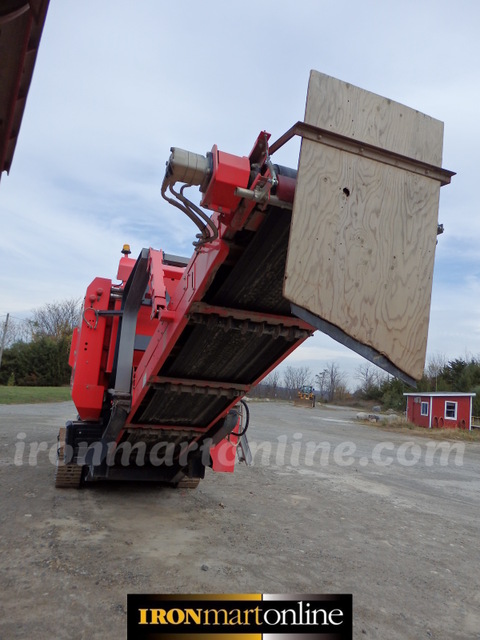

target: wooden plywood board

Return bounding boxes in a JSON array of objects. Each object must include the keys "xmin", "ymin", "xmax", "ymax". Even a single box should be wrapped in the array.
[
  {"xmin": 304, "ymin": 71, "xmax": 444, "ymax": 165},
  {"xmin": 284, "ymin": 71, "xmax": 446, "ymax": 381}
]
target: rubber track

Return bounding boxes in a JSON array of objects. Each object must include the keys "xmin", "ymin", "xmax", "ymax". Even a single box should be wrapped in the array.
[
  {"xmin": 175, "ymin": 476, "xmax": 201, "ymax": 489},
  {"xmin": 54, "ymin": 427, "xmax": 83, "ymax": 489}
]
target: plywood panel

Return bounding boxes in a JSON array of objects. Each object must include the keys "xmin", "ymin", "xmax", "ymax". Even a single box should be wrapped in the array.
[
  {"xmin": 284, "ymin": 71, "xmax": 446, "ymax": 381},
  {"xmin": 305, "ymin": 71, "xmax": 444, "ymax": 166}
]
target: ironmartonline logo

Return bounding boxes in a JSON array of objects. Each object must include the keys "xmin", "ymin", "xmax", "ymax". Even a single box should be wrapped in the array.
[{"xmin": 136, "ymin": 601, "xmax": 344, "ymax": 627}]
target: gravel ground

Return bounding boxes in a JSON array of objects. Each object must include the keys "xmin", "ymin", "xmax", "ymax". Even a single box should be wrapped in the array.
[{"xmin": 0, "ymin": 400, "xmax": 479, "ymax": 639}]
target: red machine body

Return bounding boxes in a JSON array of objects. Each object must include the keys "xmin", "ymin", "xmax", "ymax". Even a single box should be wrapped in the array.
[
  {"xmin": 58, "ymin": 105, "xmax": 453, "ymax": 490},
  {"xmin": 58, "ymin": 131, "xmax": 310, "ymax": 488},
  {"xmin": 200, "ymin": 145, "xmax": 250, "ymax": 213}
]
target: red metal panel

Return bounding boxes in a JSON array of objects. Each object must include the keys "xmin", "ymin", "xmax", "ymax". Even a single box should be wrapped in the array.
[
  {"xmin": 70, "ymin": 277, "xmax": 112, "ymax": 421},
  {"xmin": 68, "ymin": 327, "xmax": 79, "ymax": 368},
  {"xmin": 128, "ymin": 239, "xmax": 230, "ymax": 420},
  {"xmin": 200, "ymin": 146, "xmax": 250, "ymax": 214},
  {"xmin": 208, "ymin": 415, "xmax": 241, "ymax": 473},
  {"xmin": 147, "ymin": 248, "xmax": 186, "ymax": 318},
  {"xmin": 225, "ymin": 131, "xmax": 271, "ymax": 234},
  {"xmin": 116, "ymin": 255, "xmax": 135, "ymax": 282},
  {"xmin": 210, "ymin": 437, "xmax": 238, "ymax": 472}
]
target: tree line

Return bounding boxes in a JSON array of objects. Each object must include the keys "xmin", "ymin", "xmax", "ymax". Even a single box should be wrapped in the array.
[
  {"xmin": 250, "ymin": 356, "xmax": 480, "ymax": 415},
  {"xmin": 354, "ymin": 357, "xmax": 480, "ymax": 415},
  {"xmin": 0, "ymin": 300, "xmax": 80, "ymax": 386},
  {"xmin": 2, "ymin": 300, "xmax": 480, "ymax": 416},
  {"xmin": 250, "ymin": 362, "xmax": 349, "ymax": 403}
]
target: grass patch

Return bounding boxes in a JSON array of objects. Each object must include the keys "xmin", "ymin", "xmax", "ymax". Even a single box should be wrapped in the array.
[
  {"xmin": 0, "ymin": 386, "xmax": 72, "ymax": 405},
  {"xmin": 366, "ymin": 417, "xmax": 480, "ymax": 442}
]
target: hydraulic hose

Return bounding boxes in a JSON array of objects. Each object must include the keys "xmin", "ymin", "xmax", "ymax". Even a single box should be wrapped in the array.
[{"xmin": 234, "ymin": 399, "xmax": 250, "ymax": 438}]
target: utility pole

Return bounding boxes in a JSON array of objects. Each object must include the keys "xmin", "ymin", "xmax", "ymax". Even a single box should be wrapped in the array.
[{"xmin": 0, "ymin": 313, "xmax": 9, "ymax": 369}]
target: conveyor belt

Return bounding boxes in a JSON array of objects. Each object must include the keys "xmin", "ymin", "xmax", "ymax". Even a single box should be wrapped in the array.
[
  {"xmin": 206, "ymin": 206, "xmax": 292, "ymax": 314},
  {"xmin": 132, "ymin": 206, "xmax": 311, "ymax": 428}
]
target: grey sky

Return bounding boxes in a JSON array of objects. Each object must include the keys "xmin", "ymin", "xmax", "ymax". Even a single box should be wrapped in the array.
[{"xmin": 1, "ymin": 0, "xmax": 479, "ymax": 386}]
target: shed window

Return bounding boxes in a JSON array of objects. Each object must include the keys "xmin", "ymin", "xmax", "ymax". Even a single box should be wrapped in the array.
[
  {"xmin": 421, "ymin": 402, "xmax": 429, "ymax": 416},
  {"xmin": 445, "ymin": 401, "xmax": 457, "ymax": 420}
]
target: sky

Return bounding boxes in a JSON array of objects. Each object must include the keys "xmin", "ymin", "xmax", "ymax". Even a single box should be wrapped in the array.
[{"xmin": 1, "ymin": 0, "xmax": 480, "ymax": 390}]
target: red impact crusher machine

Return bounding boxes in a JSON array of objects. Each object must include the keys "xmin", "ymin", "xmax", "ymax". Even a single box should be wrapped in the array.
[{"xmin": 56, "ymin": 71, "xmax": 453, "ymax": 488}]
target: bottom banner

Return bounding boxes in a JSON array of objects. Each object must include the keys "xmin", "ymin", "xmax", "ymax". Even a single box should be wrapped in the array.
[{"xmin": 127, "ymin": 593, "xmax": 352, "ymax": 639}]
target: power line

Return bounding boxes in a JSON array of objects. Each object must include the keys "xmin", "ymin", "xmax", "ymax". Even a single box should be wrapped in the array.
[
  {"xmin": 0, "ymin": 314, "xmax": 9, "ymax": 368},
  {"xmin": 0, "ymin": 314, "xmax": 27, "ymax": 322}
]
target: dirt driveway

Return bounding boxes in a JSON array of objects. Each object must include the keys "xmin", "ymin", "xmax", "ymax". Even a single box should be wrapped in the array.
[{"xmin": 0, "ymin": 401, "xmax": 479, "ymax": 639}]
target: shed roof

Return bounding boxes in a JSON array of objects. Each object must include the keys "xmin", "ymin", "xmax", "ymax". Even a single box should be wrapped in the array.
[
  {"xmin": 403, "ymin": 392, "xmax": 476, "ymax": 397},
  {"xmin": 0, "ymin": 1, "xmax": 50, "ymax": 180}
]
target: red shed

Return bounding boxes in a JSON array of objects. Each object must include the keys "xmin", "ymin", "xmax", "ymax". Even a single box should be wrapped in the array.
[{"xmin": 404, "ymin": 392, "xmax": 476, "ymax": 430}]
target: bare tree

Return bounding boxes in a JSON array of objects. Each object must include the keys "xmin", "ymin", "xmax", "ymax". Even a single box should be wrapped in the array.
[
  {"xmin": 263, "ymin": 370, "xmax": 281, "ymax": 398},
  {"xmin": 333, "ymin": 380, "xmax": 350, "ymax": 403},
  {"xmin": 426, "ymin": 352, "xmax": 447, "ymax": 391},
  {"xmin": 27, "ymin": 299, "xmax": 81, "ymax": 340},
  {"xmin": 1, "ymin": 317, "xmax": 26, "ymax": 349},
  {"xmin": 283, "ymin": 366, "xmax": 312, "ymax": 399},
  {"xmin": 321, "ymin": 361, "xmax": 347, "ymax": 402},
  {"xmin": 355, "ymin": 363, "xmax": 384, "ymax": 396},
  {"xmin": 315, "ymin": 368, "xmax": 329, "ymax": 398}
]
